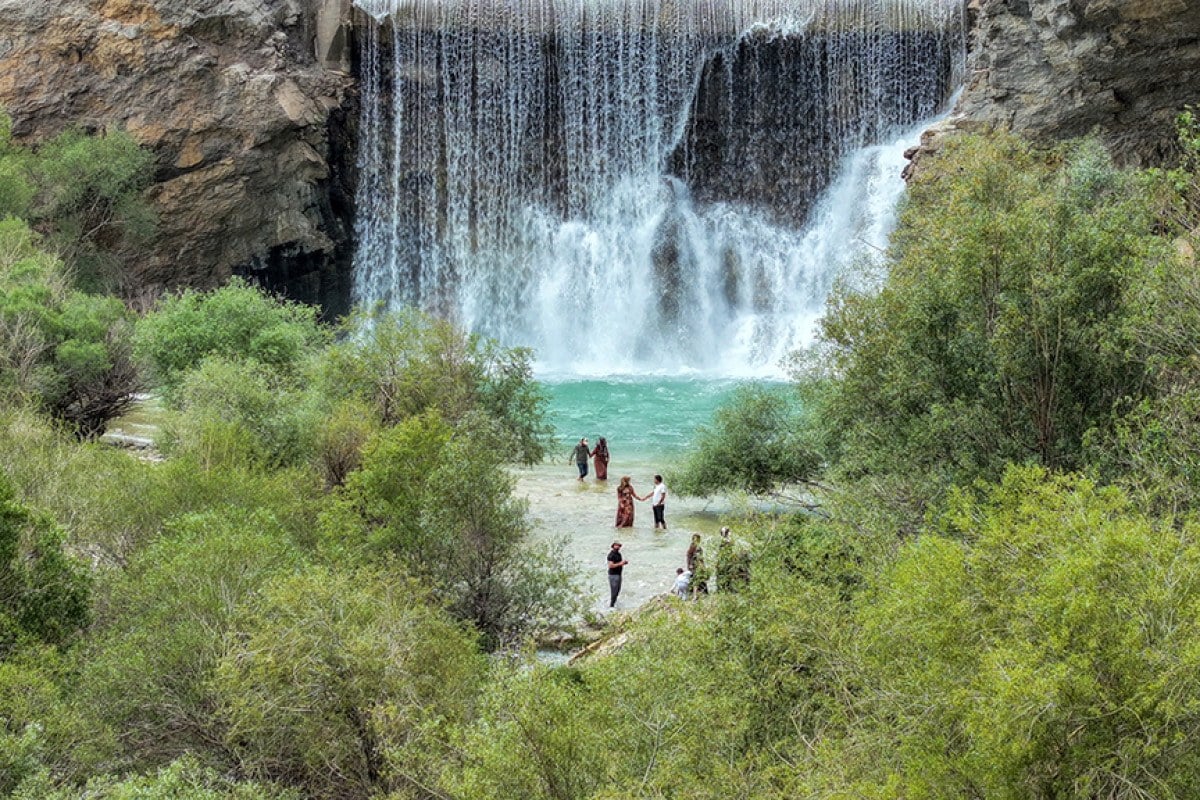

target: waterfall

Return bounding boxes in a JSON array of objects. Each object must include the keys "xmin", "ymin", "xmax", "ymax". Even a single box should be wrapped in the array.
[{"xmin": 351, "ymin": 0, "xmax": 966, "ymax": 376}]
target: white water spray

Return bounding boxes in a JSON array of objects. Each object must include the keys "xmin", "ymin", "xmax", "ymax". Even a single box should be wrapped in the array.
[{"xmin": 352, "ymin": 0, "xmax": 966, "ymax": 377}]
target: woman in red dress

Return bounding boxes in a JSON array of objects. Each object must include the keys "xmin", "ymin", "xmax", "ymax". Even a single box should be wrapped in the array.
[
  {"xmin": 615, "ymin": 475, "xmax": 645, "ymax": 528},
  {"xmin": 590, "ymin": 437, "xmax": 610, "ymax": 481}
]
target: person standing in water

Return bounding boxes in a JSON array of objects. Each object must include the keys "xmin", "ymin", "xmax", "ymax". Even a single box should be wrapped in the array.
[
  {"xmin": 615, "ymin": 476, "xmax": 645, "ymax": 528},
  {"xmin": 590, "ymin": 437, "xmax": 610, "ymax": 481},
  {"xmin": 607, "ymin": 541, "xmax": 628, "ymax": 608},
  {"xmin": 571, "ymin": 437, "xmax": 590, "ymax": 481},
  {"xmin": 650, "ymin": 474, "xmax": 668, "ymax": 530}
]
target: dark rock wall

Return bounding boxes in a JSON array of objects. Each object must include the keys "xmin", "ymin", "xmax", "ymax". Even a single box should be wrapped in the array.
[
  {"xmin": 953, "ymin": 0, "xmax": 1200, "ymax": 164},
  {"xmin": 2, "ymin": 0, "xmax": 1198, "ymax": 310},
  {"xmin": 0, "ymin": 0, "xmax": 355, "ymax": 310}
]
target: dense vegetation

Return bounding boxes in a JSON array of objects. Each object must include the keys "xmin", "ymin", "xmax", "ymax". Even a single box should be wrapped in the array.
[{"xmin": 3, "ymin": 109, "xmax": 1200, "ymax": 800}]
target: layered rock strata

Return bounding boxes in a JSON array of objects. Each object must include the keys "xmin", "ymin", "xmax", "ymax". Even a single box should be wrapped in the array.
[
  {"xmin": 911, "ymin": 0, "xmax": 1200, "ymax": 171},
  {"xmin": 0, "ymin": 0, "xmax": 355, "ymax": 305}
]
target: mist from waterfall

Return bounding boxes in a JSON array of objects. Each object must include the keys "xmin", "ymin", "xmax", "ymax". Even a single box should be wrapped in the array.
[{"xmin": 352, "ymin": 0, "xmax": 967, "ymax": 377}]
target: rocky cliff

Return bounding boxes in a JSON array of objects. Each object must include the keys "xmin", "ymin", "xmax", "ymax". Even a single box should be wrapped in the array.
[
  {"xmin": 0, "ymin": 0, "xmax": 356, "ymax": 307},
  {"xmin": 938, "ymin": 0, "xmax": 1200, "ymax": 164},
  {"xmin": 2, "ymin": 0, "xmax": 1198, "ymax": 305}
]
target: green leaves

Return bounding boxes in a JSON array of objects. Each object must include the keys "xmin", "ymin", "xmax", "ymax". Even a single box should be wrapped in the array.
[
  {"xmin": 860, "ymin": 467, "xmax": 1200, "ymax": 798},
  {"xmin": 673, "ymin": 383, "xmax": 819, "ymax": 497},
  {"xmin": 0, "ymin": 476, "xmax": 89, "ymax": 658},
  {"xmin": 811, "ymin": 135, "xmax": 1163, "ymax": 492},
  {"xmin": 0, "ymin": 219, "xmax": 140, "ymax": 436},
  {"xmin": 133, "ymin": 278, "xmax": 326, "ymax": 401},
  {"xmin": 0, "ymin": 113, "xmax": 155, "ymax": 291}
]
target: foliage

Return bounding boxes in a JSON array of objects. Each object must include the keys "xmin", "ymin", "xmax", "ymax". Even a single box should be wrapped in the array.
[
  {"xmin": 330, "ymin": 412, "xmax": 580, "ymax": 648},
  {"xmin": 0, "ymin": 407, "xmax": 321, "ymax": 568},
  {"xmin": 2, "ymin": 647, "xmax": 121, "ymax": 793},
  {"xmin": 805, "ymin": 135, "xmax": 1161, "ymax": 493},
  {"xmin": 76, "ymin": 508, "xmax": 303, "ymax": 769},
  {"xmin": 314, "ymin": 398, "xmax": 379, "ymax": 489},
  {"xmin": 450, "ymin": 608, "xmax": 758, "ymax": 800},
  {"xmin": 214, "ymin": 566, "xmax": 483, "ymax": 800},
  {"xmin": 672, "ymin": 383, "xmax": 820, "ymax": 497},
  {"xmin": 13, "ymin": 755, "xmax": 295, "ymax": 800},
  {"xmin": 0, "ymin": 113, "xmax": 155, "ymax": 291},
  {"xmin": 159, "ymin": 357, "xmax": 319, "ymax": 470},
  {"xmin": 0, "ymin": 475, "xmax": 89, "ymax": 658},
  {"xmin": 0, "ymin": 218, "xmax": 140, "ymax": 437},
  {"xmin": 133, "ymin": 278, "xmax": 326, "ymax": 400},
  {"xmin": 320, "ymin": 308, "xmax": 552, "ymax": 465},
  {"xmin": 848, "ymin": 467, "xmax": 1200, "ymax": 799}
]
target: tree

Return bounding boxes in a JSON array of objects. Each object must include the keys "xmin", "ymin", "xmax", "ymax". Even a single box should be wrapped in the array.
[
  {"xmin": 806, "ymin": 135, "xmax": 1161, "ymax": 489},
  {"xmin": 0, "ymin": 219, "xmax": 140, "ymax": 437},
  {"xmin": 320, "ymin": 308, "xmax": 552, "ymax": 465},
  {"xmin": 0, "ymin": 474, "xmax": 89, "ymax": 658},
  {"xmin": 77, "ymin": 508, "xmax": 302, "ymax": 768},
  {"xmin": 673, "ymin": 383, "xmax": 820, "ymax": 498}
]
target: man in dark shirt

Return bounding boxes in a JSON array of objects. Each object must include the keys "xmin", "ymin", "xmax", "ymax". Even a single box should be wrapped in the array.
[
  {"xmin": 573, "ymin": 438, "xmax": 590, "ymax": 480},
  {"xmin": 607, "ymin": 541, "xmax": 627, "ymax": 608}
]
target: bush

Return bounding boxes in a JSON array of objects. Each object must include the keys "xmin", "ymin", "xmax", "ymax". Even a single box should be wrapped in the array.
[
  {"xmin": 13, "ymin": 754, "xmax": 295, "ymax": 800},
  {"xmin": 0, "ymin": 219, "xmax": 140, "ymax": 437},
  {"xmin": 0, "ymin": 113, "xmax": 155, "ymax": 291},
  {"xmin": 329, "ymin": 411, "xmax": 580, "ymax": 648},
  {"xmin": 313, "ymin": 399, "xmax": 379, "ymax": 489},
  {"xmin": 0, "ymin": 474, "xmax": 89, "ymax": 657},
  {"xmin": 673, "ymin": 383, "xmax": 820, "ymax": 497},
  {"xmin": 134, "ymin": 279, "xmax": 326, "ymax": 400},
  {"xmin": 77, "ymin": 508, "xmax": 303, "ymax": 768},
  {"xmin": 214, "ymin": 566, "xmax": 482, "ymax": 800},
  {"xmin": 853, "ymin": 467, "xmax": 1200, "ymax": 798},
  {"xmin": 161, "ymin": 357, "xmax": 318, "ymax": 470},
  {"xmin": 320, "ymin": 309, "xmax": 552, "ymax": 465}
]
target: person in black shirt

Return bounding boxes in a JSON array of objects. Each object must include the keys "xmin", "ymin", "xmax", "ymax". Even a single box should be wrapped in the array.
[{"xmin": 607, "ymin": 542, "xmax": 628, "ymax": 608}]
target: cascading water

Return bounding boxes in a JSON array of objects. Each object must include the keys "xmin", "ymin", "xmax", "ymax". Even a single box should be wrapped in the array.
[{"xmin": 351, "ymin": 0, "xmax": 966, "ymax": 376}]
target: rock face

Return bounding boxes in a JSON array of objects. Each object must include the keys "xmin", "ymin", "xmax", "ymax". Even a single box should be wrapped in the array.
[
  {"xmin": 2, "ymin": 0, "xmax": 1197, "ymax": 304},
  {"xmin": 0, "ymin": 0, "xmax": 356, "ymax": 307},
  {"xmin": 952, "ymin": 0, "xmax": 1200, "ymax": 163}
]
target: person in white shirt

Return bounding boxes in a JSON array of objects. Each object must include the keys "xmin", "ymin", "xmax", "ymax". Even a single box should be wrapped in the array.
[
  {"xmin": 650, "ymin": 474, "xmax": 667, "ymax": 529},
  {"xmin": 672, "ymin": 567, "xmax": 692, "ymax": 599}
]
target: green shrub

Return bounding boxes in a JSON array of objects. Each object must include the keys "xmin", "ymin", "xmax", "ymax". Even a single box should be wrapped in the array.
[
  {"xmin": 214, "ymin": 566, "xmax": 482, "ymax": 800},
  {"xmin": 0, "ymin": 219, "xmax": 139, "ymax": 437},
  {"xmin": 807, "ymin": 135, "xmax": 1163, "ymax": 490},
  {"xmin": 0, "ymin": 474, "xmax": 89, "ymax": 657},
  {"xmin": 320, "ymin": 308, "xmax": 552, "ymax": 465},
  {"xmin": 0, "ymin": 112, "xmax": 154, "ymax": 291},
  {"xmin": 134, "ymin": 279, "xmax": 326, "ymax": 400},
  {"xmin": 12, "ymin": 754, "xmax": 295, "ymax": 800},
  {"xmin": 329, "ymin": 412, "xmax": 580, "ymax": 648},
  {"xmin": 77, "ymin": 508, "xmax": 303, "ymax": 768},
  {"xmin": 854, "ymin": 467, "xmax": 1200, "ymax": 798},
  {"xmin": 673, "ymin": 383, "xmax": 820, "ymax": 497},
  {"xmin": 161, "ymin": 356, "xmax": 318, "ymax": 470}
]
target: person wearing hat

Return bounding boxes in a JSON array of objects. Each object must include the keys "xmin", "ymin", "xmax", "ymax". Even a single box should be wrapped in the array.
[{"xmin": 607, "ymin": 541, "xmax": 628, "ymax": 608}]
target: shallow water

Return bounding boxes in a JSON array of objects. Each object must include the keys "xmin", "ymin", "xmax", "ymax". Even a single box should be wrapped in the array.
[{"xmin": 517, "ymin": 377, "xmax": 750, "ymax": 614}]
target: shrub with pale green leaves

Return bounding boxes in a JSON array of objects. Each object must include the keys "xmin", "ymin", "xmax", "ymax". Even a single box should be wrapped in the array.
[{"xmin": 134, "ymin": 278, "xmax": 326, "ymax": 400}]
